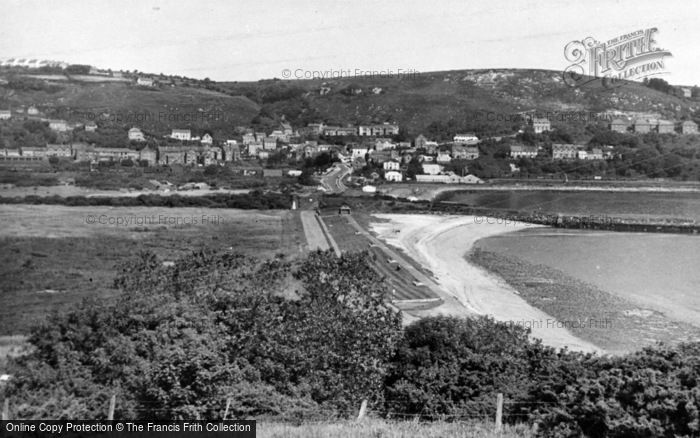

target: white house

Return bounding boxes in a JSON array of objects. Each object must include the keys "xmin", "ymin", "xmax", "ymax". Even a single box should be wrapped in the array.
[
  {"xmin": 383, "ymin": 160, "xmax": 400, "ymax": 171},
  {"xmin": 0, "ymin": 110, "xmax": 11, "ymax": 120},
  {"xmin": 421, "ymin": 163, "xmax": 443, "ymax": 175},
  {"xmin": 351, "ymin": 146, "xmax": 370, "ymax": 160},
  {"xmin": 201, "ymin": 133, "xmax": 213, "ymax": 145},
  {"xmin": 49, "ymin": 120, "xmax": 69, "ymax": 132},
  {"xmin": 384, "ymin": 171, "xmax": 403, "ymax": 182},
  {"xmin": 436, "ymin": 152, "xmax": 452, "ymax": 163},
  {"xmin": 136, "ymin": 77, "xmax": 155, "ymax": 87},
  {"xmin": 171, "ymin": 129, "xmax": 192, "ymax": 141},
  {"xmin": 453, "ymin": 133, "xmax": 479, "ymax": 144},
  {"xmin": 128, "ymin": 127, "xmax": 145, "ymax": 142}
]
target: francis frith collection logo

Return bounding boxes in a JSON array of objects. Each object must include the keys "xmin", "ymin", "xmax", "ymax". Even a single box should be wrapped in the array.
[{"xmin": 563, "ymin": 28, "xmax": 672, "ymax": 88}]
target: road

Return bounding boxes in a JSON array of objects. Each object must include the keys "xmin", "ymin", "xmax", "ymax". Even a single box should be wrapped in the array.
[
  {"xmin": 343, "ymin": 215, "xmax": 469, "ymax": 316},
  {"xmin": 320, "ymin": 163, "xmax": 352, "ymax": 194},
  {"xmin": 300, "ymin": 211, "xmax": 330, "ymax": 251}
]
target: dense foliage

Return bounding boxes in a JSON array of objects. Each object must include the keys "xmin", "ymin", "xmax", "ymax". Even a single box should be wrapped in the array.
[
  {"xmin": 5, "ymin": 250, "xmax": 402, "ymax": 420},
  {"xmin": 0, "ymin": 191, "xmax": 291, "ymax": 209},
  {"xmin": 3, "ymin": 250, "xmax": 698, "ymax": 436}
]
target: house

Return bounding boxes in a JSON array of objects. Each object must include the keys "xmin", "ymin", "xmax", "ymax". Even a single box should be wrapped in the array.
[
  {"xmin": 48, "ymin": 120, "xmax": 69, "ymax": 132},
  {"xmin": 510, "ymin": 144, "xmax": 538, "ymax": 159},
  {"xmin": 681, "ymin": 120, "xmax": 698, "ymax": 135},
  {"xmin": 242, "ymin": 133, "xmax": 256, "ymax": 144},
  {"xmin": 358, "ymin": 123, "xmax": 399, "ymax": 137},
  {"xmin": 46, "ymin": 144, "xmax": 72, "ymax": 157},
  {"xmin": 139, "ymin": 146, "xmax": 157, "ymax": 166},
  {"xmin": 339, "ymin": 204, "xmax": 352, "ymax": 215},
  {"xmin": 247, "ymin": 142, "xmax": 262, "ymax": 156},
  {"xmin": 1, "ymin": 148, "xmax": 21, "ymax": 157},
  {"xmin": 136, "ymin": 77, "xmax": 155, "ymax": 87},
  {"xmin": 27, "ymin": 106, "xmax": 39, "ymax": 116},
  {"xmin": 280, "ymin": 122, "xmax": 293, "ymax": 136},
  {"xmin": 222, "ymin": 141, "xmax": 241, "ymax": 161},
  {"xmin": 453, "ymin": 133, "xmax": 479, "ymax": 145},
  {"xmin": 453, "ymin": 145, "xmax": 479, "ymax": 160},
  {"xmin": 384, "ymin": 171, "xmax": 403, "ymax": 182},
  {"xmin": 0, "ymin": 110, "xmax": 10, "ymax": 120},
  {"xmin": 307, "ymin": 123, "xmax": 324, "ymax": 135},
  {"xmin": 323, "ymin": 126, "xmax": 358, "ymax": 136},
  {"xmin": 375, "ymin": 138, "xmax": 394, "ymax": 151},
  {"xmin": 383, "ymin": 160, "xmax": 400, "ymax": 171},
  {"xmin": 262, "ymin": 137, "xmax": 277, "ymax": 150},
  {"xmin": 610, "ymin": 119, "xmax": 629, "ymax": 133},
  {"xmin": 436, "ymin": 152, "xmax": 452, "ymax": 163},
  {"xmin": 552, "ymin": 143, "xmax": 579, "ymax": 160},
  {"xmin": 416, "ymin": 173, "xmax": 483, "ymax": 184},
  {"xmin": 201, "ymin": 133, "xmax": 214, "ymax": 145},
  {"xmin": 85, "ymin": 122, "xmax": 98, "ymax": 132},
  {"xmin": 587, "ymin": 148, "xmax": 604, "ymax": 160},
  {"xmin": 351, "ymin": 146, "xmax": 370, "ymax": 160},
  {"xmin": 657, "ymin": 120, "xmax": 675, "ymax": 134},
  {"xmin": 421, "ymin": 163, "xmax": 443, "ymax": 175},
  {"xmin": 633, "ymin": 119, "xmax": 652, "ymax": 134},
  {"xmin": 171, "ymin": 129, "xmax": 192, "ymax": 141},
  {"xmin": 681, "ymin": 87, "xmax": 692, "ymax": 98},
  {"xmin": 419, "ymin": 154, "xmax": 434, "ymax": 162},
  {"xmin": 424, "ymin": 141, "xmax": 439, "ymax": 155},
  {"xmin": 128, "ymin": 127, "xmax": 145, "ymax": 142},
  {"xmin": 21, "ymin": 146, "xmax": 47, "ymax": 158},
  {"xmin": 414, "ymin": 134, "xmax": 427, "ymax": 149},
  {"xmin": 577, "ymin": 150, "xmax": 588, "ymax": 160},
  {"xmin": 532, "ymin": 118, "xmax": 551, "ymax": 134}
]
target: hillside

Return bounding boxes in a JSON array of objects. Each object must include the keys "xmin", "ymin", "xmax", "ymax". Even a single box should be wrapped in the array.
[{"xmin": 1, "ymin": 67, "xmax": 698, "ymax": 141}]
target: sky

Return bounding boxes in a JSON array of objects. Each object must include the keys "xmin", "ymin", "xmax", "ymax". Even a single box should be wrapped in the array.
[{"xmin": 1, "ymin": 0, "xmax": 698, "ymax": 85}]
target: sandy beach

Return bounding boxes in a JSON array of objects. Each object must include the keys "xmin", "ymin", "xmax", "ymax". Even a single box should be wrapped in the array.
[{"xmin": 370, "ymin": 214, "xmax": 601, "ymax": 353}]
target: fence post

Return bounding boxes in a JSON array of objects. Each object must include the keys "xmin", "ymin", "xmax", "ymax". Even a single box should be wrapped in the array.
[
  {"xmin": 356, "ymin": 399, "xmax": 368, "ymax": 421},
  {"xmin": 2, "ymin": 398, "xmax": 8, "ymax": 420},
  {"xmin": 223, "ymin": 398, "xmax": 231, "ymax": 421},
  {"xmin": 494, "ymin": 393, "xmax": 503, "ymax": 433},
  {"xmin": 107, "ymin": 394, "xmax": 116, "ymax": 421}
]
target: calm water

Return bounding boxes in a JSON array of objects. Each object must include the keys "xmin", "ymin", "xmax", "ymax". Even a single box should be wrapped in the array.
[
  {"xmin": 443, "ymin": 190, "xmax": 700, "ymax": 221},
  {"xmin": 475, "ymin": 228, "xmax": 700, "ymax": 326}
]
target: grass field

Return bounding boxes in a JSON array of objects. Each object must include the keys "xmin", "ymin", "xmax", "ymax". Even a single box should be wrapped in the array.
[
  {"xmin": 0, "ymin": 205, "xmax": 305, "ymax": 335},
  {"xmin": 259, "ymin": 419, "xmax": 533, "ymax": 438}
]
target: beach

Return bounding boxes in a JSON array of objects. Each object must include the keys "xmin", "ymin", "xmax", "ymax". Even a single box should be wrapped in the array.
[{"xmin": 370, "ymin": 214, "xmax": 601, "ymax": 353}]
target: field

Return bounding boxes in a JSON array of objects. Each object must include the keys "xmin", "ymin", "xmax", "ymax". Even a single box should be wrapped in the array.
[
  {"xmin": 0, "ymin": 205, "xmax": 305, "ymax": 335},
  {"xmin": 258, "ymin": 419, "xmax": 533, "ymax": 438}
]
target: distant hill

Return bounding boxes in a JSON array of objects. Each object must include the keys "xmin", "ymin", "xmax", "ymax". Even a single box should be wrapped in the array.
[{"xmin": 1, "ymin": 67, "xmax": 698, "ymax": 141}]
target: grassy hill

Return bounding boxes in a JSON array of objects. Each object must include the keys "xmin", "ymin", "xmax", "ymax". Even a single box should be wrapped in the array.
[{"xmin": 1, "ymin": 67, "xmax": 698, "ymax": 141}]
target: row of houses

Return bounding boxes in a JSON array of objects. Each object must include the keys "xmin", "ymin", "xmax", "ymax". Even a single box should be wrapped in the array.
[
  {"xmin": 509, "ymin": 144, "xmax": 610, "ymax": 160},
  {"xmin": 0, "ymin": 142, "xmax": 241, "ymax": 166},
  {"xmin": 610, "ymin": 119, "xmax": 698, "ymax": 135},
  {"xmin": 304, "ymin": 122, "xmax": 400, "ymax": 137}
]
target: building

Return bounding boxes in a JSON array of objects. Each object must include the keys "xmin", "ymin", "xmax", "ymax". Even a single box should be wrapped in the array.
[
  {"xmin": 384, "ymin": 171, "xmax": 403, "ymax": 182},
  {"xmin": 201, "ymin": 133, "xmax": 214, "ymax": 145},
  {"xmin": 280, "ymin": 122, "xmax": 293, "ymax": 136},
  {"xmin": 338, "ymin": 205, "xmax": 352, "ymax": 215},
  {"xmin": 358, "ymin": 123, "xmax": 399, "ymax": 137},
  {"xmin": 171, "ymin": 129, "xmax": 192, "ymax": 141},
  {"xmin": 681, "ymin": 120, "xmax": 698, "ymax": 135},
  {"xmin": 453, "ymin": 145, "xmax": 479, "ymax": 160},
  {"xmin": 681, "ymin": 87, "xmax": 692, "ymax": 98},
  {"xmin": 21, "ymin": 146, "xmax": 47, "ymax": 158},
  {"xmin": 532, "ymin": 118, "xmax": 551, "ymax": 134},
  {"xmin": 262, "ymin": 137, "xmax": 277, "ymax": 150},
  {"xmin": 307, "ymin": 123, "xmax": 324, "ymax": 135},
  {"xmin": 46, "ymin": 144, "xmax": 72, "ymax": 157},
  {"xmin": 510, "ymin": 144, "xmax": 538, "ymax": 159},
  {"xmin": 128, "ymin": 127, "xmax": 145, "ymax": 142},
  {"xmin": 351, "ymin": 146, "xmax": 370, "ymax": 160},
  {"xmin": 27, "ymin": 106, "xmax": 39, "ymax": 116},
  {"xmin": 85, "ymin": 122, "xmax": 98, "ymax": 132},
  {"xmin": 552, "ymin": 143, "xmax": 579, "ymax": 160},
  {"xmin": 421, "ymin": 163, "xmax": 443, "ymax": 175},
  {"xmin": 0, "ymin": 110, "xmax": 11, "ymax": 120},
  {"xmin": 48, "ymin": 120, "xmax": 69, "ymax": 132},
  {"xmin": 323, "ymin": 126, "xmax": 358, "ymax": 136},
  {"xmin": 383, "ymin": 160, "xmax": 400, "ymax": 171},
  {"xmin": 375, "ymin": 138, "xmax": 394, "ymax": 151},
  {"xmin": 139, "ymin": 146, "xmax": 157, "ymax": 166},
  {"xmin": 657, "ymin": 120, "xmax": 675, "ymax": 134},
  {"xmin": 453, "ymin": 133, "xmax": 479, "ymax": 145},
  {"xmin": 136, "ymin": 77, "xmax": 155, "ymax": 87},
  {"xmin": 436, "ymin": 152, "xmax": 452, "ymax": 163},
  {"xmin": 222, "ymin": 141, "xmax": 241, "ymax": 162},
  {"xmin": 242, "ymin": 133, "xmax": 256, "ymax": 145},
  {"xmin": 416, "ymin": 173, "xmax": 483, "ymax": 184},
  {"xmin": 610, "ymin": 119, "xmax": 629, "ymax": 133},
  {"xmin": 587, "ymin": 148, "xmax": 604, "ymax": 160},
  {"xmin": 633, "ymin": 119, "xmax": 652, "ymax": 134},
  {"xmin": 414, "ymin": 134, "xmax": 427, "ymax": 150}
]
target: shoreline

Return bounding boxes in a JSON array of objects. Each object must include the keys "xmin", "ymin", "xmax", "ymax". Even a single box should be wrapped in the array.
[{"xmin": 369, "ymin": 214, "xmax": 601, "ymax": 354}]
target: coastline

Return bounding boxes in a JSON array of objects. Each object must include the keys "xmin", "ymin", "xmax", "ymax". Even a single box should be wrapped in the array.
[{"xmin": 369, "ymin": 213, "xmax": 601, "ymax": 354}]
